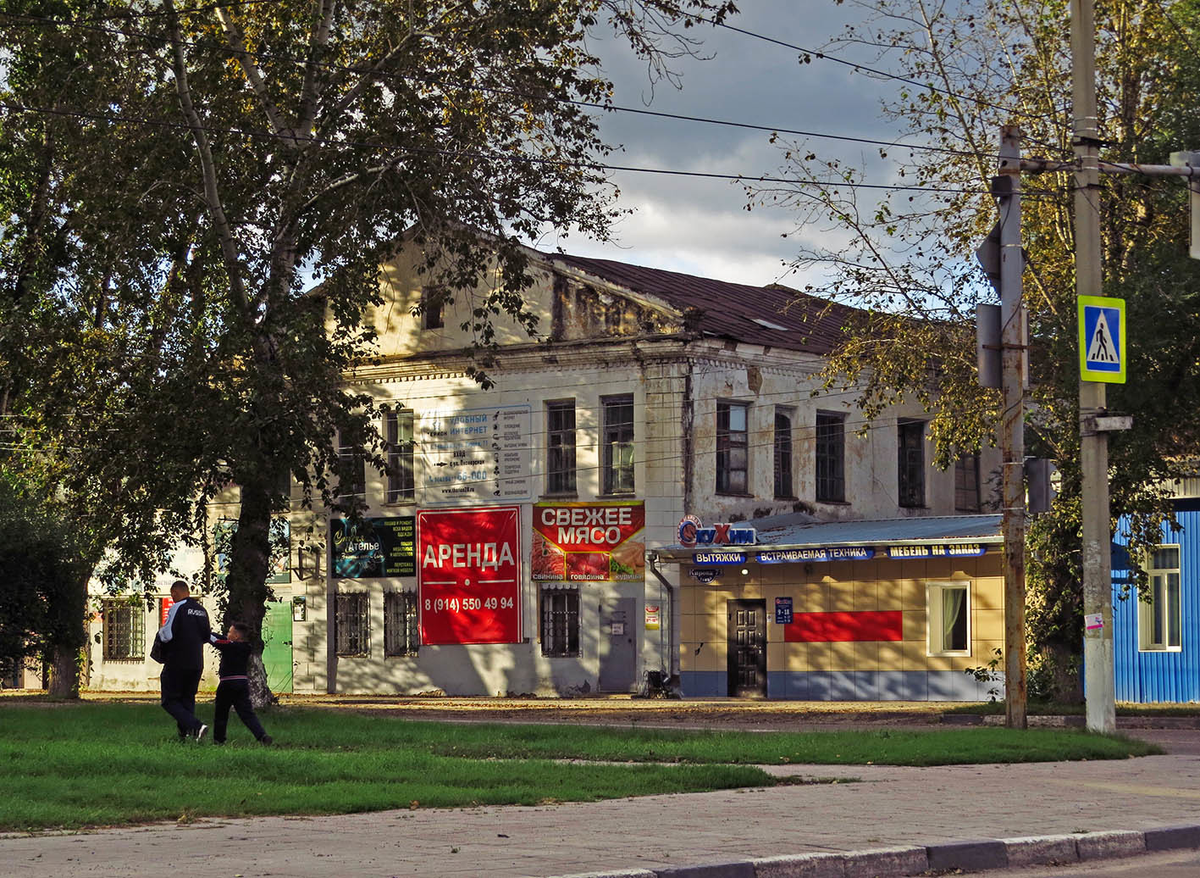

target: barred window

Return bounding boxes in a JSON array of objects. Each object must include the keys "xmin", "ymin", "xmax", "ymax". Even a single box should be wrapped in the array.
[
  {"xmin": 335, "ymin": 592, "xmax": 370, "ymax": 656},
  {"xmin": 384, "ymin": 592, "xmax": 420, "ymax": 656},
  {"xmin": 103, "ymin": 600, "xmax": 145, "ymax": 661},
  {"xmin": 540, "ymin": 589, "xmax": 579, "ymax": 657}
]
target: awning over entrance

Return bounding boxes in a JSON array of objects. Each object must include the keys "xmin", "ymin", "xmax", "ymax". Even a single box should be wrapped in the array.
[{"xmin": 652, "ymin": 513, "xmax": 1003, "ymax": 564}]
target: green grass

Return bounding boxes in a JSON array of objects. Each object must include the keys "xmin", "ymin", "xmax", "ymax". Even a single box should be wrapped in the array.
[{"xmin": 0, "ymin": 702, "xmax": 1160, "ymax": 832}]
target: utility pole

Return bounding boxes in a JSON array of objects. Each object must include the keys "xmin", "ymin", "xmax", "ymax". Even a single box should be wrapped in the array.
[
  {"xmin": 998, "ymin": 127, "xmax": 1028, "ymax": 730},
  {"xmin": 1071, "ymin": 0, "xmax": 1115, "ymax": 734}
]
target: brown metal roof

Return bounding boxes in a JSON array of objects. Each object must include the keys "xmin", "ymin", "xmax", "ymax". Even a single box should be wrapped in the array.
[{"xmin": 542, "ymin": 252, "xmax": 858, "ymax": 355}]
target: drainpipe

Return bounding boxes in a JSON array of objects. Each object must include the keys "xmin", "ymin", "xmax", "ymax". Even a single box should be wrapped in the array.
[{"xmin": 646, "ymin": 551, "xmax": 680, "ymax": 692}]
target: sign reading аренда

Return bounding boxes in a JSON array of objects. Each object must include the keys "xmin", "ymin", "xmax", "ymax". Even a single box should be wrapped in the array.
[{"xmin": 417, "ymin": 506, "xmax": 521, "ymax": 645}]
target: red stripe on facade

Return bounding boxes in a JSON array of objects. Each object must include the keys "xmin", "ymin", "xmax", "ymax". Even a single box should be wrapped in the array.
[{"xmin": 784, "ymin": 611, "xmax": 903, "ymax": 642}]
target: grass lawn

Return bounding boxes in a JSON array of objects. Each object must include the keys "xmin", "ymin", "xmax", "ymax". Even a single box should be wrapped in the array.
[{"xmin": 0, "ymin": 701, "xmax": 1160, "ymax": 832}]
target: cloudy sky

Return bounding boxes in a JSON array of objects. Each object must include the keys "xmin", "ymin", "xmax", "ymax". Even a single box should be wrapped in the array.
[{"xmin": 531, "ymin": 1, "xmax": 902, "ymax": 289}]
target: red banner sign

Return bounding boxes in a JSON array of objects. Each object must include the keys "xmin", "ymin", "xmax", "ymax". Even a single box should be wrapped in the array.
[
  {"xmin": 418, "ymin": 506, "xmax": 521, "ymax": 645},
  {"xmin": 159, "ymin": 597, "xmax": 175, "ymax": 628},
  {"xmin": 532, "ymin": 501, "xmax": 645, "ymax": 582}
]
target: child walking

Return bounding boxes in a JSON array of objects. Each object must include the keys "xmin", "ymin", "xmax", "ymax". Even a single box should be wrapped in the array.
[{"xmin": 208, "ymin": 622, "xmax": 274, "ymax": 745}]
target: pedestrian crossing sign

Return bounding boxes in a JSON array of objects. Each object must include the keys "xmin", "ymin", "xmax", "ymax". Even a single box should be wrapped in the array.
[{"xmin": 1078, "ymin": 296, "xmax": 1126, "ymax": 383}]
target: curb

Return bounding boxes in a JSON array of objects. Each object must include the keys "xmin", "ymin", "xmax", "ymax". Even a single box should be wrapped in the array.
[{"xmin": 552, "ymin": 824, "xmax": 1200, "ymax": 878}]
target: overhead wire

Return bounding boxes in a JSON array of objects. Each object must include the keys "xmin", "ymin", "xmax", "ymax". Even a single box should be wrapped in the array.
[{"xmin": 0, "ymin": 9, "xmax": 1009, "ymax": 165}]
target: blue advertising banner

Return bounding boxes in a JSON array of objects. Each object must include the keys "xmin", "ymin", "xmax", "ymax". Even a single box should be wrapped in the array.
[
  {"xmin": 756, "ymin": 546, "xmax": 874, "ymax": 564},
  {"xmin": 331, "ymin": 517, "xmax": 417, "ymax": 578}
]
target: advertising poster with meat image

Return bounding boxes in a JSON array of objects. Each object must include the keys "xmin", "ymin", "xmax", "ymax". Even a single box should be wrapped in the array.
[{"xmin": 532, "ymin": 501, "xmax": 645, "ymax": 583}]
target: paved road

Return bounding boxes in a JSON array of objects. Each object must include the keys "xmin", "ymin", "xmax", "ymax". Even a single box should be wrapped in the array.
[
  {"xmin": 5, "ymin": 750, "xmax": 1200, "ymax": 877},
  {"xmin": 984, "ymin": 849, "xmax": 1200, "ymax": 876}
]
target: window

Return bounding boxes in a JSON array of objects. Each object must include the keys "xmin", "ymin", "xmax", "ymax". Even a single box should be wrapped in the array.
[
  {"xmin": 337, "ymin": 429, "xmax": 366, "ymax": 500},
  {"xmin": 385, "ymin": 408, "xmax": 415, "ymax": 504},
  {"xmin": 927, "ymin": 582, "xmax": 970, "ymax": 655},
  {"xmin": 420, "ymin": 286, "xmax": 444, "ymax": 329},
  {"xmin": 102, "ymin": 600, "xmax": 144, "ymax": 661},
  {"xmin": 898, "ymin": 419, "xmax": 926, "ymax": 508},
  {"xmin": 772, "ymin": 408, "xmax": 794, "ymax": 499},
  {"xmin": 384, "ymin": 592, "xmax": 419, "ymax": 656},
  {"xmin": 335, "ymin": 592, "xmax": 370, "ymax": 656},
  {"xmin": 815, "ymin": 411, "xmax": 846, "ymax": 503},
  {"xmin": 955, "ymin": 453, "xmax": 982, "ymax": 513},
  {"xmin": 541, "ymin": 588, "xmax": 580, "ymax": 656},
  {"xmin": 1140, "ymin": 545, "xmax": 1182, "ymax": 651},
  {"xmin": 716, "ymin": 402, "xmax": 749, "ymax": 494},
  {"xmin": 602, "ymin": 395, "xmax": 635, "ymax": 494},
  {"xmin": 546, "ymin": 400, "xmax": 576, "ymax": 495}
]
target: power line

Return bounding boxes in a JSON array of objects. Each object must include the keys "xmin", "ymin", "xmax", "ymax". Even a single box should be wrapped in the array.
[
  {"xmin": 705, "ymin": 17, "xmax": 1070, "ymax": 133},
  {"xmin": 0, "ymin": 10, "xmax": 1001, "ymax": 163},
  {"xmin": 0, "ymin": 99, "xmax": 980, "ymax": 195}
]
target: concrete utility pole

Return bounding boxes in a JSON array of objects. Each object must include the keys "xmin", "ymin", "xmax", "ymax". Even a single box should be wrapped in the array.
[
  {"xmin": 1071, "ymin": 0, "xmax": 1115, "ymax": 734},
  {"xmin": 998, "ymin": 127, "xmax": 1028, "ymax": 730}
]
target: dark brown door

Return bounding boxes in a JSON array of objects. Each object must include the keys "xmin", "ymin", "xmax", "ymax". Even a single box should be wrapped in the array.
[{"xmin": 727, "ymin": 599, "xmax": 767, "ymax": 698}]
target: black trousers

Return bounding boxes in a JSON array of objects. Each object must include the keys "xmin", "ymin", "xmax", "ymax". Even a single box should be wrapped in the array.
[
  {"xmin": 160, "ymin": 666, "xmax": 204, "ymax": 736},
  {"xmin": 213, "ymin": 679, "xmax": 268, "ymax": 743}
]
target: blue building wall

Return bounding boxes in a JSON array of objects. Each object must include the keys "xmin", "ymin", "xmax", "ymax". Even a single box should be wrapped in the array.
[{"xmin": 1112, "ymin": 500, "xmax": 1200, "ymax": 703}]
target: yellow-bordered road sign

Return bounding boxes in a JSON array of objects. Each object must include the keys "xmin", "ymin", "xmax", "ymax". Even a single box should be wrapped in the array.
[{"xmin": 1078, "ymin": 296, "xmax": 1126, "ymax": 383}]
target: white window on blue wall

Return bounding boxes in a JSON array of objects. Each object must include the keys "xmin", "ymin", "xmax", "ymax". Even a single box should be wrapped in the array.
[{"xmin": 1139, "ymin": 545, "xmax": 1182, "ymax": 651}]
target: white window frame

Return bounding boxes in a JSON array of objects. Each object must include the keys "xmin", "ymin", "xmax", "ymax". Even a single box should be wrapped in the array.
[
  {"xmin": 1139, "ymin": 544, "xmax": 1182, "ymax": 652},
  {"xmin": 927, "ymin": 581, "xmax": 971, "ymax": 656}
]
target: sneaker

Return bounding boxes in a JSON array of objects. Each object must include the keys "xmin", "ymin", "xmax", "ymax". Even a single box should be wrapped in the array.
[
  {"xmin": 260, "ymin": 735, "xmax": 273, "ymax": 745},
  {"xmin": 195, "ymin": 723, "xmax": 208, "ymax": 742}
]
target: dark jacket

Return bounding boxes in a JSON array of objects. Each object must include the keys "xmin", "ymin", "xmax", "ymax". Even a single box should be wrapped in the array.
[
  {"xmin": 158, "ymin": 598, "xmax": 211, "ymax": 670},
  {"xmin": 209, "ymin": 637, "xmax": 252, "ymax": 680}
]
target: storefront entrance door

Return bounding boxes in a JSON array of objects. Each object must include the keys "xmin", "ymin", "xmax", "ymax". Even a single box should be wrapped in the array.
[
  {"xmin": 599, "ymin": 598, "xmax": 637, "ymax": 692},
  {"xmin": 727, "ymin": 599, "xmax": 767, "ymax": 698}
]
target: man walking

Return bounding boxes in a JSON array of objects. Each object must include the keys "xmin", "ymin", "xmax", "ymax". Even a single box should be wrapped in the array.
[{"xmin": 158, "ymin": 580, "xmax": 211, "ymax": 740}]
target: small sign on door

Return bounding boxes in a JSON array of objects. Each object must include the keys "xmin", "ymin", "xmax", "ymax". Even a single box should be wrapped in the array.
[{"xmin": 611, "ymin": 622, "xmax": 625, "ymax": 636}]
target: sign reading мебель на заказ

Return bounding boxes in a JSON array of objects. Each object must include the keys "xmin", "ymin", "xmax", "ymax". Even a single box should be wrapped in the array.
[
  {"xmin": 532, "ymin": 501, "xmax": 645, "ymax": 583},
  {"xmin": 419, "ymin": 404, "xmax": 532, "ymax": 505},
  {"xmin": 330, "ymin": 517, "xmax": 416, "ymax": 578},
  {"xmin": 418, "ymin": 506, "xmax": 521, "ymax": 645},
  {"xmin": 886, "ymin": 543, "xmax": 987, "ymax": 559}
]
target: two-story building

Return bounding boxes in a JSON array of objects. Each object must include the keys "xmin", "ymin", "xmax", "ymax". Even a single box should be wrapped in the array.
[{"xmin": 86, "ymin": 239, "xmax": 1002, "ymax": 699}]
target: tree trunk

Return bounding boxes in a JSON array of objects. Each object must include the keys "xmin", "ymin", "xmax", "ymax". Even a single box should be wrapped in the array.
[
  {"xmin": 225, "ymin": 475, "xmax": 277, "ymax": 708},
  {"xmin": 46, "ymin": 643, "xmax": 79, "ymax": 699},
  {"xmin": 1040, "ymin": 642, "xmax": 1083, "ymax": 705}
]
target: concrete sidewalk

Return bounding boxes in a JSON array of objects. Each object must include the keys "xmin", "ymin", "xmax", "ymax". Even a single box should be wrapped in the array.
[{"xmin": 5, "ymin": 751, "xmax": 1200, "ymax": 877}]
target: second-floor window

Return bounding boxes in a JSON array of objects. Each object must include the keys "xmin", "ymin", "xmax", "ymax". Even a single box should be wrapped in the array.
[
  {"xmin": 385, "ymin": 408, "xmax": 415, "ymax": 504},
  {"xmin": 420, "ymin": 286, "xmax": 444, "ymax": 329},
  {"xmin": 337, "ymin": 429, "xmax": 366, "ymax": 501},
  {"xmin": 774, "ymin": 409, "xmax": 794, "ymax": 499},
  {"xmin": 546, "ymin": 400, "xmax": 576, "ymax": 495},
  {"xmin": 815, "ymin": 411, "xmax": 846, "ymax": 503},
  {"xmin": 716, "ymin": 402, "xmax": 748, "ymax": 495},
  {"xmin": 602, "ymin": 395, "xmax": 634, "ymax": 494},
  {"xmin": 954, "ymin": 453, "xmax": 981, "ymax": 513},
  {"xmin": 898, "ymin": 419, "xmax": 926, "ymax": 508}
]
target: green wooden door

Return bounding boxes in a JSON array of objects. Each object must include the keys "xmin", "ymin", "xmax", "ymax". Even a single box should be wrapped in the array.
[{"xmin": 262, "ymin": 598, "xmax": 294, "ymax": 694}]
